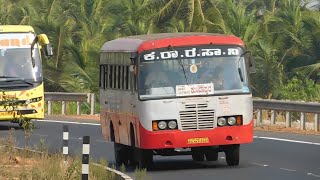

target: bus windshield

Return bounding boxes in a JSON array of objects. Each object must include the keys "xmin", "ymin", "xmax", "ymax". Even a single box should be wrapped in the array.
[
  {"xmin": 0, "ymin": 33, "xmax": 42, "ymax": 83},
  {"xmin": 0, "ymin": 48, "xmax": 42, "ymax": 82},
  {"xmin": 138, "ymin": 45, "xmax": 250, "ymax": 100}
]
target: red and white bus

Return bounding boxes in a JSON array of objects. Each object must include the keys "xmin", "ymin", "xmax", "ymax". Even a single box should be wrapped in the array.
[{"xmin": 99, "ymin": 33, "xmax": 255, "ymax": 169}]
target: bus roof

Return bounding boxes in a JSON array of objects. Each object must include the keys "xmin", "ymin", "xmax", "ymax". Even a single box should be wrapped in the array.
[
  {"xmin": 0, "ymin": 25, "xmax": 35, "ymax": 33},
  {"xmin": 101, "ymin": 32, "xmax": 244, "ymax": 53}
]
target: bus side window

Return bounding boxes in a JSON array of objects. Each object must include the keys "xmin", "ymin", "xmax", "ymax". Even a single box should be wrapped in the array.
[
  {"xmin": 99, "ymin": 65, "xmax": 103, "ymax": 88},
  {"xmin": 113, "ymin": 65, "xmax": 117, "ymax": 89},
  {"xmin": 109, "ymin": 65, "xmax": 113, "ymax": 89},
  {"xmin": 124, "ymin": 66, "xmax": 127, "ymax": 90},
  {"xmin": 118, "ymin": 66, "xmax": 121, "ymax": 89},
  {"xmin": 115, "ymin": 65, "xmax": 119, "ymax": 89},
  {"xmin": 99, "ymin": 65, "xmax": 106, "ymax": 89},
  {"xmin": 121, "ymin": 65, "xmax": 125, "ymax": 89},
  {"xmin": 105, "ymin": 65, "xmax": 109, "ymax": 89}
]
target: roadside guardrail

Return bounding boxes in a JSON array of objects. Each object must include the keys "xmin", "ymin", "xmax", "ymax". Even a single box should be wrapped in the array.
[
  {"xmin": 253, "ymin": 99, "xmax": 320, "ymax": 131},
  {"xmin": 44, "ymin": 92, "xmax": 320, "ymax": 131},
  {"xmin": 44, "ymin": 92, "xmax": 95, "ymax": 116}
]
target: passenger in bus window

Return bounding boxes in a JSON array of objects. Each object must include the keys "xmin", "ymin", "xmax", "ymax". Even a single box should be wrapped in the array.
[
  {"xmin": 0, "ymin": 56, "xmax": 18, "ymax": 77},
  {"xmin": 223, "ymin": 61, "xmax": 242, "ymax": 90},
  {"xmin": 5, "ymin": 62, "xmax": 19, "ymax": 77},
  {"xmin": 213, "ymin": 68, "xmax": 224, "ymax": 90},
  {"xmin": 144, "ymin": 62, "xmax": 171, "ymax": 89},
  {"xmin": 184, "ymin": 59, "xmax": 206, "ymax": 84},
  {"xmin": 199, "ymin": 64, "xmax": 224, "ymax": 90}
]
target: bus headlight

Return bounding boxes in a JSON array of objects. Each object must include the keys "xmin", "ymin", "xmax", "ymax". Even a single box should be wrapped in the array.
[
  {"xmin": 168, "ymin": 121, "xmax": 177, "ymax": 129},
  {"xmin": 153, "ymin": 120, "xmax": 178, "ymax": 131},
  {"xmin": 217, "ymin": 115, "xmax": 243, "ymax": 127},
  {"xmin": 26, "ymin": 97, "xmax": 42, "ymax": 104},
  {"xmin": 217, "ymin": 117, "xmax": 227, "ymax": 126},
  {"xmin": 158, "ymin": 121, "xmax": 167, "ymax": 130},
  {"xmin": 227, "ymin": 117, "xmax": 236, "ymax": 126}
]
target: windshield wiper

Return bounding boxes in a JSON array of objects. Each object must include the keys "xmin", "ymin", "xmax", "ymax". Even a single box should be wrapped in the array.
[
  {"xmin": 2, "ymin": 79, "xmax": 34, "ymax": 86},
  {"xmin": 168, "ymin": 45, "xmax": 189, "ymax": 85},
  {"xmin": 0, "ymin": 76, "xmax": 19, "ymax": 78},
  {"xmin": 238, "ymin": 51, "xmax": 251, "ymax": 82}
]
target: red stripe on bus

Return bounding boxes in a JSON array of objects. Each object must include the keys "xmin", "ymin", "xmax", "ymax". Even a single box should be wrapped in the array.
[
  {"xmin": 137, "ymin": 35, "xmax": 244, "ymax": 53},
  {"xmin": 138, "ymin": 120, "xmax": 253, "ymax": 149}
]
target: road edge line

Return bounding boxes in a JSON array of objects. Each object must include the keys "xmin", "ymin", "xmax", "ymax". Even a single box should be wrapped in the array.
[
  {"xmin": 93, "ymin": 163, "xmax": 133, "ymax": 180},
  {"xmin": 35, "ymin": 119, "xmax": 100, "ymax": 126},
  {"xmin": 254, "ymin": 136, "xmax": 320, "ymax": 145}
]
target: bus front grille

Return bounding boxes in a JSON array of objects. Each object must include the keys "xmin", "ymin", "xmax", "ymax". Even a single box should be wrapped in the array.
[{"xmin": 179, "ymin": 107, "xmax": 214, "ymax": 131}]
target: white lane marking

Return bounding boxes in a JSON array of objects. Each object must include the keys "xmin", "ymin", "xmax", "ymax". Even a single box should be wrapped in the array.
[
  {"xmin": 35, "ymin": 119, "xmax": 100, "ymax": 126},
  {"xmin": 96, "ymin": 140, "xmax": 107, "ymax": 143},
  {"xmin": 280, "ymin": 168, "xmax": 296, "ymax": 172},
  {"xmin": 251, "ymin": 162, "xmax": 268, "ymax": 167},
  {"xmin": 307, "ymin": 173, "xmax": 320, "ymax": 178},
  {"xmin": 220, "ymin": 157, "xmax": 225, "ymax": 159},
  {"xmin": 254, "ymin": 136, "xmax": 320, "ymax": 146},
  {"xmin": 69, "ymin": 137, "xmax": 82, "ymax": 141}
]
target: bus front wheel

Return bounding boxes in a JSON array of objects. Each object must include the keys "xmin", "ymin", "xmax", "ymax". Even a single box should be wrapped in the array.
[
  {"xmin": 191, "ymin": 148, "xmax": 205, "ymax": 162},
  {"xmin": 114, "ymin": 143, "xmax": 128, "ymax": 167},
  {"xmin": 224, "ymin": 144, "xmax": 240, "ymax": 166},
  {"xmin": 134, "ymin": 148, "xmax": 153, "ymax": 170},
  {"xmin": 205, "ymin": 151, "xmax": 218, "ymax": 161}
]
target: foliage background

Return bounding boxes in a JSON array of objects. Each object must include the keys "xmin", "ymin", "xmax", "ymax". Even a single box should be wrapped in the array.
[{"xmin": 1, "ymin": 0, "xmax": 319, "ymax": 101}]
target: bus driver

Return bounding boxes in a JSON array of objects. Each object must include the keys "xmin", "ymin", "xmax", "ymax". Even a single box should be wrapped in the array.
[{"xmin": 144, "ymin": 63, "xmax": 170, "ymax": 88}]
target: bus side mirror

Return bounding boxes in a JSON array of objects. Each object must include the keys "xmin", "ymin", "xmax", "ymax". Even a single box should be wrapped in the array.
[
  {"xmin": 130, "ymin": 65, "xmax": 137, "ymax": 76},
  {"xmin": 129, "ymin": 65, "xmax": 135, "ymax": 72},
  {"xmin": 129, "ymin": 65, "xmax": 137, "ymax": 94},
  {"xmin": 248, "ymin": 55, "xmax": 256, "ymax": 74},
  {"xmin": 44, "ymin": 44, "xmax": 53, "ymax": 57}
]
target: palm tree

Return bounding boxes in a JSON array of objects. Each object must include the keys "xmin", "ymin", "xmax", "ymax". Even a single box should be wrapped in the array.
[
  {"xmin": 139, "ymin": 0, "xmax": 226, "ymax": 33},
  {"xmin": 107, "ymin": 0, "xmax": 151, "ymax": 35},
  {"xmin": 63, "ymin": 0, "xmax": 115, "ymax": 93},
  {"xmin": 0, "ymin": 0, "xmax": 31, "ymax": 24},
  {"xmin": 296, "ymin": 10, "xmax": 320, "ymax": 81},
  {"xmin": 251, "ymin": 39, "xmax": 284, "ymax": 99},
  {"xmin": 215, "ymin": 0, "xmax": 261, "ymax": 46}
]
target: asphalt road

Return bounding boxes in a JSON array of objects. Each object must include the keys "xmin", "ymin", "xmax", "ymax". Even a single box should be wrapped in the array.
[{"xmin": 0, "ymin": 118, "xmax": 319, "ymax": 180}]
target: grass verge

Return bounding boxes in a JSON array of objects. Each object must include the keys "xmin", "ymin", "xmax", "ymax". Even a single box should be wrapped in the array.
[{"xmin": 0, "ymin": 129, "xmax": 149, "ymax": 180}]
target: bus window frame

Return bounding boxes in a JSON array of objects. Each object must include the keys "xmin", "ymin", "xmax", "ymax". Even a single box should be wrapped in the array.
[{"xmin": 99, "ymin": 63, "xmax": 132, "ymax": 92}]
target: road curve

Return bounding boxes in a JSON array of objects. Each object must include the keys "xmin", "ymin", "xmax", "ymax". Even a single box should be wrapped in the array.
[{"xmin": 0, "ymin": 118, "xmax": 319, "ymax": 180}]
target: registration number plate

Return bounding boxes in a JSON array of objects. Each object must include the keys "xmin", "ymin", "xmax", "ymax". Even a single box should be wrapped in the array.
[{"xmin": 187, "ymin": 137, "xmax": 209, "ymax": 144}]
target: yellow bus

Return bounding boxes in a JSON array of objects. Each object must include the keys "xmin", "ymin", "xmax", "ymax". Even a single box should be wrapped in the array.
[{"xmin": 0, "ymin": 25, "xmax": 52, "ymax": 126}]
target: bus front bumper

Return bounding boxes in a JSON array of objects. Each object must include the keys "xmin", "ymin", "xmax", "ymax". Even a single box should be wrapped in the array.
[
  {"xmin": 0, "ymin": 109, "xmax": 44, "ymax": 121},
  {"xmin": 139, "ymin": 120, "xmax": 253, "ymax": 149}
]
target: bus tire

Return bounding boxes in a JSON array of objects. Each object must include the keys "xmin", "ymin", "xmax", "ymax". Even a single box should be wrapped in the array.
[
  {"xmin": 110, "ymin": 122, "xmax": 115, "ymax": 142},
  {"xmin": 224, "ymin": 145, "xmax": 240, "ymax": 166},
  {"xmin": 191, "ymin": 150, "xmax": 205, "ymax": 162},
  {"xmin": 205, "ymin": 151, "xmax": 218, "ymax": 161},
  {"xmin": 114, "ymin": 143, "xmax": 128, "ymax": 167},
  {"xmin": 128, "ymin": 125, "xmax": 135, "ymax": 166},
  {"xmin": 134, "ymin": 148, "xmax": 153, "ymax": 170}
]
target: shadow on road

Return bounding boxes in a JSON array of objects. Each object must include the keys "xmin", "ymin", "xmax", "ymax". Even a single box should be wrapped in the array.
[
  {"xmin": 0, "ymin": 121, "xmax": 44, "ymax": 131},
  {"xmin": 122, "ymin": 158, "xmax": 254, "ymax": 172},
  {"xmin": 0, "ymin": 124, "xmax": 24, "ymax": 131}
]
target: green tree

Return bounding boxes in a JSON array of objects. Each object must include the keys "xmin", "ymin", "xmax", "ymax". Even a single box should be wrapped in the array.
[
  {"xmin": 277, "ymin": 74, "xmax": 320, "ymax": 101},
  {"xmin": 251, "ymin": 39, "xmax": 284, "ymax": 99}
]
